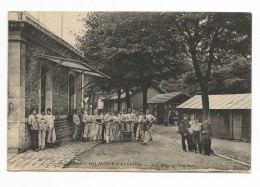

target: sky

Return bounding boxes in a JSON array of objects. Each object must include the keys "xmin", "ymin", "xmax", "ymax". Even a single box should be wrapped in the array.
[{"xmin": 27, "ymin": 11, "xmax": 86, "ymax": 48}]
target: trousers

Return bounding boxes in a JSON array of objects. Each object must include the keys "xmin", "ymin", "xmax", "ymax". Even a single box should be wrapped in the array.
[
  {"xmin": 202, "ymin": 139, "xmax": 212, "ymax": 155},
  {"xmin": 30, "ymin": 129, "xmax": 39, "ymax": 150},
  {"xmin": 38, "ymin": 128, "xmax": 46, "ymax": 148},
  {"xmin": 105, "ymin": 122, "xmax": 111, "ymax": 143},
  {"xmin": 47, "ymin": 127, "xmax": 56, "ymax": 143},
  {"xmin": 181, "ymin": 134, "xmax": 192, "ymax": 151},
  {"xmin": 192, "ymin": 131, "xmax": 202, "ymax": 153},
  {"xmin": 83, "ymin": 122, "xmax": 92, "ymax": 139}
]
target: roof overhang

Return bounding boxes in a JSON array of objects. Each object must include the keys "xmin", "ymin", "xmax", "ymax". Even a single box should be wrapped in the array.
[{"xmin": 35, "ymin": 54, "xmax": 111, "ymax": 78}]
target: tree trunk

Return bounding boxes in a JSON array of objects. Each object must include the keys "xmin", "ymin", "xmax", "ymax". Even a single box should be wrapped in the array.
[
  {"xmin": 142, "ymin": 86, "xmax": 148, "ymax": 112},
  {"xmin": 117, "ymin": 89, "xmax": 121, "ymax": 112},
  {"xmin": 200, "ymin": 81, "xmax": 209, "ymax": 120},
  {"xmin": 125, "ymin": 89, "xmax": 131, "ymax": 110}
]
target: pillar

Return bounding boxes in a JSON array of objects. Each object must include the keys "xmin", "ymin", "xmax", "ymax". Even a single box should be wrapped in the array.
[{"xmin": 8, "ymin": 31, "xmax": 27, "ymax": 153}]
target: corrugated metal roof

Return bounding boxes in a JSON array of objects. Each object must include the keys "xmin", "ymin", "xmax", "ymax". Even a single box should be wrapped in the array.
[
  {"xmin": 147, "ymin": 92, "xmax": 183, "ymax": 104},
  {"xmin": 177, "ymin": 93, "xmax": 251, "ymax": 110}
]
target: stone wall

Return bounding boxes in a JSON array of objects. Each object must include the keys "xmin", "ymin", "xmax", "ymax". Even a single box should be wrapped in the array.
[{"xmin": 8, "ymin": 30, "xmax": 85, "ymax": 153}]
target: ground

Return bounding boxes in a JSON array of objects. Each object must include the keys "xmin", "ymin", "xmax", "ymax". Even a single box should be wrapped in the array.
[
  {"xmin": 65, "ymin": 125, "xmax": 250, "ymax": 172},
  {"xmin": 7, "ymin": 124, "xmax": 251, "ymax": 172}
]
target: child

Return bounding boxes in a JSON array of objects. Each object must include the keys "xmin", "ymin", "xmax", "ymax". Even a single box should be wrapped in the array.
[
  {"xmin": 190, "ymin": 116, "xmax": 202, "ymax": 153},
  {"xmin": 179, "ymin": 114, "xmax": 192, "ymax": 152},
  {"xmin": 93, "ymin": 110, "xmax": 102, "ymax": 144},
  {"xmin": 140, "ymin": 114, "xmax": 150, "ymax": 146},
  {"xmin": 104, "ymin": 110, "xmax": 113, "ymax": 144},
  {"xmin": 28, "ymin": 108, "xmax": 40, "ymax": 152},
  {"xmin": 37, "ymin": 108, "xmax": 48, "ymax": 150},
  {"xmin": 201, "ymin": 117, "xmax": 213, "ymax": 156},
  {"xmin": 45, "ymin": 108, "xmax": 57, "ymax": 148},
  {"xmin": 72, "ymin": 109, "xmax": 81, "ymax": 141},
  {"xmin": 146, "ymin": 109, "xmax": 156, "ymax": 141},
  {"xmin": 82, "ymin": 109, "xmax": 93, "ymax": 141}
]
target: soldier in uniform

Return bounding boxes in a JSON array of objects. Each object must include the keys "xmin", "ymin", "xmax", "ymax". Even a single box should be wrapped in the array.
[
  {"xmin": 179, "ymin": 114, "xmax": 192, "ymax": 152},
  {"xmin": 201, "ymin": 117, "xmax": 213, "ymax": 156}
]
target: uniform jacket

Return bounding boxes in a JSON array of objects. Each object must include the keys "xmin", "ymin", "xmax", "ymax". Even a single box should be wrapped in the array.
[
  {"xmin": 83, "ymin": 114, "xmax": 93, "ymax": 123},
  {"xmin": 179, "ymin": 119, "xmax": 190, "ymax": 136},
  {"xmin": 28, "ymin": 114, "xmax": 39, "ymax": 130},
  {"xmin": 201, "ymin": 122, "xmax": 213, "ymax": 140},
  {"xmin": 73, "ymin": 114, "xmax": 81, "ymax": 126},
  {"xmin": 45, "ymin": 114, "xmax": 56, "ymax": 129}
]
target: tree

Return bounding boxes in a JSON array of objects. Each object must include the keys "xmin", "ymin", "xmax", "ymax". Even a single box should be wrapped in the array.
[
  {"xmin": 76, "ymin": 12, "xmax": 184, "ymax": 112},
  {"xmin": 162, "ymin": 12, "xmax": 251, "ymax": 118}
]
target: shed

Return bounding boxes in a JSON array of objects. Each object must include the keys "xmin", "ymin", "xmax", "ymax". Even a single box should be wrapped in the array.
[{"xmin": 177, "ymin": 93, "xmax": 251, "ymax": 141}]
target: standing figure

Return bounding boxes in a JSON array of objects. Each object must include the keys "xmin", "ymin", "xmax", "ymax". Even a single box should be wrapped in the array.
[
  {"xmin": 136, "ymin": 109, "xmax": 144, "ymax": 142},
  {"xmin": 131, "ymin": 110, "xmax": 138, "ymax": 141},
  {"xmin": 125, "ymin": 108, "xmax": 133, "ymax": 132},
  {"xmin": 179, "ymin": 114, "xmax": 192, "ymax": 152},
  {"xmin": 28, "ymin": 108, "xmax": 40, "ymax": 152},
  {"xmin": 72, "ymin": 109, "xmax": 80, "ymax": 141},
  {"xmin": 101, "ymin": 110, "xmax": 107, "ymax": 143},
  {"xmin": 93, "ymin": 110, "xmax": 102, "ymax": 144},
  {"xmin": 190, "ymin": 115, "xmax": 202, "ymax": 153},
  {"xmin": 201, "ymin": 118, "xmax": 213, "ymax": 156},
  {"xmin": 37, "ymin": 108, "xmax": 48, "ymax": 150},
  {"xmin": 104, "ymin": 110, "xmax": 113, "ymax": 143},
  {"xmin": 45, "ymin": 108, "xmax": 57, "ymax": 148},
  {"xmin": 119, "ymin": 109, "xmax": 126, "ymax": 141},
  {"xmin": 82, "ymin": 109, "xmax": 93, "ymax": 141},
  {"xmin": 112, "ymin": 111, "xmax": 120, "ymax": 142},
  {"xmin": 140, "ymin": 114, "xmax": 150, "ymax": 146},
  {"xmin": 146, "ymin": 109, "xmax": 156, "ymax": 142},
  {"xmin": 78, "ymin": 108, "xmax": 85, "ymax": 141}
]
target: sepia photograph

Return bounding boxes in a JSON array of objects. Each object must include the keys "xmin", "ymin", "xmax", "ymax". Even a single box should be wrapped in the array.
[{"xmin": 7, "ymin": 11, "xmax": 251, "ymax": 172}]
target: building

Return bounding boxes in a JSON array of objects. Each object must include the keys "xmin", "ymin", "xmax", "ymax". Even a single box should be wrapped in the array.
[
  {"xmin": 102, "ymin": 92, "xmax": 130, "ymax": 113},
  {"xmin": 103, "ymin": 85, "xmax": 165, "ymax": 113},
  {"xmin": 177, "ymin": 94, "xmax": 251, "ymax": 141},
  {"xmin": 131, "ymin": 86, "xmax": 165, "ymax": 111},
  {"xmin": 8, "ymin": 12, "xmax": 109, "ymax": 153},
  {"xmin": 147, "ymin": 92, "xmax": 191, "ymax": 124}
]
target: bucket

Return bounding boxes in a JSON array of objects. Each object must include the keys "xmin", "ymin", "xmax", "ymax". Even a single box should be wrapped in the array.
[{"xmin": 122, "ymin": 131, "xmax": 132, "ymax": 142}]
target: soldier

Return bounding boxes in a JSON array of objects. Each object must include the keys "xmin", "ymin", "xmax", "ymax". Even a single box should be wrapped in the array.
[
  {"xmin": 72, "ymin": 109, "xmax": 80, "ymax": 141},
  {"xmin": 104, "ymin": 109, "xmax": 113, "ymax": 143},
  {"xmin": 78, "ymin": 108, "xmax": 85, "ymax": 141},
  {"xmin": 201, "ymin": 117, "xmax": 213, "ymax": 156},
  {"xmin": 82, "ymin": 109, "xmax": 93, "ymax": 141},
  {"xmin": 45, "ymin": 108, "xmax": 57, "ymax": 148},
  {"xmin": 140, "ymin": 114, "xmax": 150, "ymax": 146},
  {"xmin": 112, "ymin": 110, "xmax": 120, "ymax": 142},
  {"xmin": 146, "ymin": 109, "xmax": 156, "ymax": 141},
  {"xmin": 119, "ymin": 109, "xmax": 126, "ymax": 141},
  {"xmin": 179, "ymin": 114, "xmax": 192, "ymax": 152},
  {"xmin": 126, "ymin": 108, "xmax": 133, "ymax": 132},
  {"xmin": 28, "ymin": 108, "xmax": 40, "ymax": 152},
  {"xmin": 190, "ymin": 116, "xmax": 203, "ymax": 153},
  {"xmin": 136, "ymin": 109, "xmax": 144, "ymax": 142}
]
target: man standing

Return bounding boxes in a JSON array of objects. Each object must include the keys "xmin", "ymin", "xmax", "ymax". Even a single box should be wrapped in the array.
[
  {"xmin": 146, "ymin": 109, "xmax": 156, "ymax": 142},
  {"xmin": 104, "ymin": 110, "xmax": 113, "ymax": 143},
  {"xmin": 201, "ymin": 117, "xmax": 213, "ymax": 156},
  {"xmin": 78, "ymin": 108, "xmax": 85, "ymax": 141},
  {"xmin": 179, "ymin": 114, "xmax": 192, "ymax": 152},
  {"xmin": 82, "ymin": 109, "xmax": 93, "ymax": 141},
  {"xmin": 125, "ymin": 108, "xmax": 133, "ymax": 132}
]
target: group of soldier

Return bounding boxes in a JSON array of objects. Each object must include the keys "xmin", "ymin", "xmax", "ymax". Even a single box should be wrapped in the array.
[
  {"xmin": 72, "ymin": 108, "xmax": 156, "ymax": 146},
  {"xmin": 179, "ymin": 113, "xmax": 213, "ymax": 156}
]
